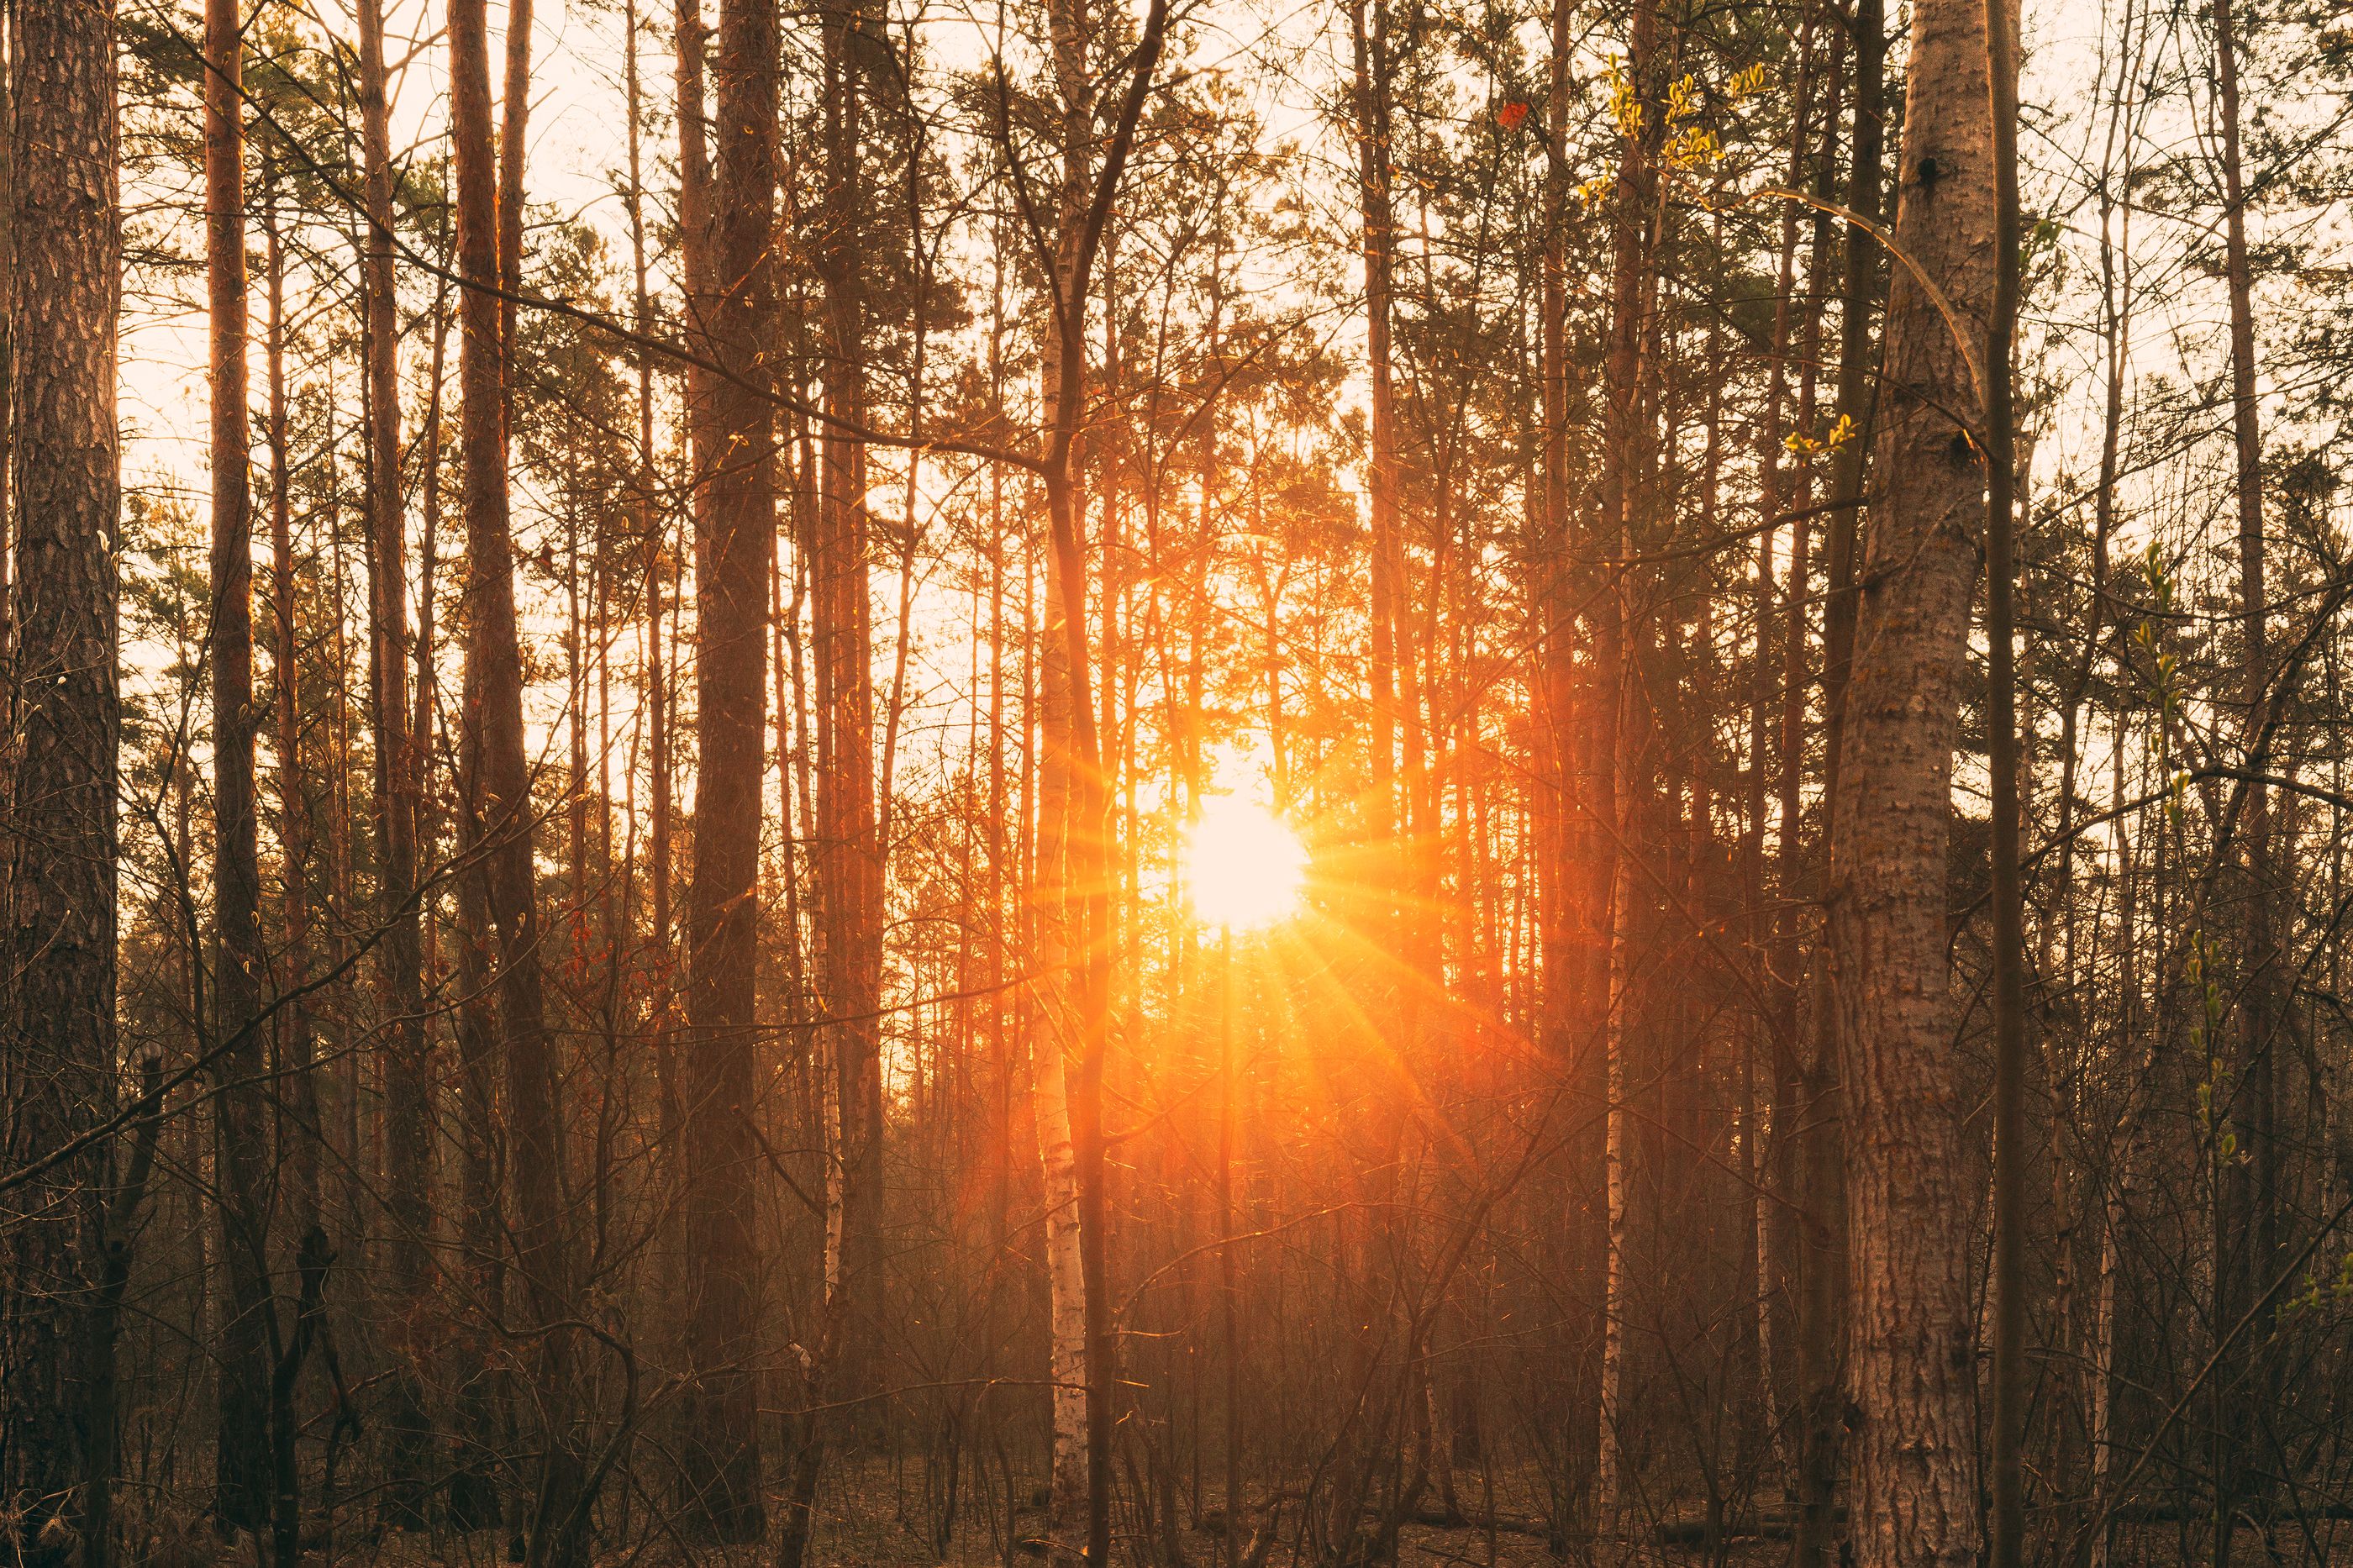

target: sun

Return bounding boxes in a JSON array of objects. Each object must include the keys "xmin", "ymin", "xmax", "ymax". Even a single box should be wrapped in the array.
[{"xmin": 1186, "ymin": 796, "xmax": 1308, "ymax": 931}]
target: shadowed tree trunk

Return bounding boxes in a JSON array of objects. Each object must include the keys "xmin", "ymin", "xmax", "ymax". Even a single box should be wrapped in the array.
[
  {"xmin": 1534, "ymin": 0, "xmax": 1608, "ymax": 1523},
  {"xmin": 773, "ymin": 8, "xmax": 883, "ymax": 1565},
  {"xmin": 676, "ymin": 0, "xmax": 777, "ymax": 1523},
  {"xmin": 0, "ymin": 0, "xmax": 119, "ymax": 1550},
  {"xmin": 1790, "ymin": 0, "xmax": 1881, "ymax": 1557},
  {"xmin": 260, "ymin": 163, "xmax": 322, "ymax": 1264},
  {"xmin": 355, "ymin": 0, "xmax": 434, "ymax": 1514},
  {"xmin": 204, "ymin": 0, "xmax": 279, "ymax": 1535},
  {"xmin": 2210, "ymin": 0, "xmax": 2276, "ymax": 1550},
  {"xmin": 450, "ymin": 0, "xmax": 588, "ymax": 1556},
  {"xmin": 1983, "ymin": 0, "xmax": 2029, "ymax": 1555},
  {"xmin": 1590, "ymin": 0, "xmax": 1656, "ymax": 1520},
  {"xmin": 817, "ymin": 0, "xmax": 884, "ymax": 1423}
]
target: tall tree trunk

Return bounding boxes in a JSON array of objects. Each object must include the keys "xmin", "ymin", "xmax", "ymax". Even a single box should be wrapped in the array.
[
  {"xmin": 1028, "ymin": 4, "xmax": 1166, "ymax": 1560},
  {"xmin": 1035, "ymin": 0, "xmax": 1104, "ymax": 1548},
  {"xmin": 1790, "ymin": 2, "xmax": 1882, "ymax": 1557},
  {"xmin": 1824, "ymin": 0, "xmax": 1997, "ymax": 1551},
  {"xmin": 496, "ymin": 0, "xmax": 531, "ymax": 361},
  {"xmin": 776, "ymin": 10, "xmax": 885, "ymax": 1562},
  {"xmin": 1983, "ymin": 0, "xmax": 2029, "ymax": 1554},
  {"xmin": 450, "ymin": 0, "xmax": 586, "ymax": 1556},
  {"xmin": 205, "ymin": 2, "xmax": 279, "ymax": 1538},
  {"xmin": 1, "ymin": 0, "xmax": 119, "ymax": 1551},
  {"xmin": 1752, "ymin": 34, "xmax": 1815, "ymax": 1502},
  {"xmin": 1332, "ymin": 7, "xmax": 1423, "ymax": 1549},
  {"xmin": 677, "ymin": 0, "xmax": 777, "ymax": 1526},
  {"xmin": 260, "ymin": 169, "xmax": 322, "ymax": 1259},
  {"xmin": 1353, "ymin": 0, "xmax": 1398, "ymax": 916},
  {"xmin": 1591, "ymin": 0, "xmax": 1656, "ymax": 1521},
  {"xmin": 819, "ymin": 0, "xmax": 885, "ymax": 1417},
  {"xmin": 1536, "ymin": 0, "xmax": 1607, "ymax": 1521},
  {"xmin": 2211, "ymin": 0, "xmax": 2275, "ymax": 1550},
  {"xmin": 355, "ymin": 0, "xmax": 434, "ymax": 1513},
  {"xmin": 661, "ymin": 0, "xmax": 708, "ymax": 996},
  {"xmin": 0, "ymin": 16, "xmax": 14, "ymax": 666}
]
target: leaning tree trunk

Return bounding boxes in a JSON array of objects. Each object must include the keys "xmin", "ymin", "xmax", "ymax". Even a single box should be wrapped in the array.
[
  {"xmin": 1824, "ymin": 0, "xmax": 1998, "ymax": 1555},
  {"xmin": 203, "ymin": 0, "xmax": 281, "ymax": 1539},
  {"xmin": 1, "ymin": 0, "xmax": 120, "ymax": 1553},
  {"xmin": 676, "ymin": 0, "xmax": 777, "ymax": 1528}
]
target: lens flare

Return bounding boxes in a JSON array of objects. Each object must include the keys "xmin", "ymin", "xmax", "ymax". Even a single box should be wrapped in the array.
[{"xmin": 1186, "ymin": 796, "xmax": 1307, "ymax": 930}]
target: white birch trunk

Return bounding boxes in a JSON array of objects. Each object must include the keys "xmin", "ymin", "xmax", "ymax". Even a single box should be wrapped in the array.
[
  {"xmin": 1034, "ymin": 992, "xmax": 1090, "ymax": 1544},
  {"xmin": 1597, "ymin": 848, "xmax": 1632, "ymax": 1528},
  {"xmin": 2087, "ymin": 1157, "xmax": 2124, "ymax": 1568}
]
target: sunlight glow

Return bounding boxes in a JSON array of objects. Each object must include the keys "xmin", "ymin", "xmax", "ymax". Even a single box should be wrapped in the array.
[{"xmin": 1186, "ymin": 797, "xmax": 1308, "ymax": 931}]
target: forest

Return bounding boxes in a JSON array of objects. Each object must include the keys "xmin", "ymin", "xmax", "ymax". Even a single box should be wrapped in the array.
[{"xmin": 0, "ymin": 0, "xmax": 2337, "ymax": 1554}]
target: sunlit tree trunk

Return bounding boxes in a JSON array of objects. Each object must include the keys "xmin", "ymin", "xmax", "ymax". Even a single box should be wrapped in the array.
[
  {"xmin": 1034, "ymin": 0, "xmax": 1103, "ymax": 1548},
  {"xmin": 661, "ymin": 0, "xmax": 710, "ymax": 1004},
  {"xmin": 496, "ymin": 0, "xmax": 530, "ymax": 361},
  {"xmin": 1824, "ymin": 0, "xmax": 1996, "ymax": 1550},
  {"xmin": 1024, "ymin": 7, "xmax": 1167, "ymax": 1561}
]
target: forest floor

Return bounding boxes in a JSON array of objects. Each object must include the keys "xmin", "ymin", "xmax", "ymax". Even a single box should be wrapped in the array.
[
  {"xmin": 768, "ymin": 1455, "xmax": 1584, "ymax": 1568},
  {"xmin": 173, "ymin": 1461, "xmax": 2313, "ymax": 1566}
]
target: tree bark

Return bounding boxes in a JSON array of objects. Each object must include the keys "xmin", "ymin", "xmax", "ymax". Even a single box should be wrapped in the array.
[
  {"xmin": 1791, "ymin": 3, "xmax": 1882, "ymax": 1557},
  {"xmin": 355, "ymin": 0, "xmax": 434, "ymax": 1513},
  {"xmin": 1, "ymin": 0, "xmax": 119, "ymax": 1549},
  {"xmin": 204, "ymin": 0, "xmax": 279, "ymax": 1534},
  {"xmin": 497, "ymin": 0, "xmax": 531, "ymax": 362},
  {"xmin": 1592, "ymin": 0, "xmax": 1657, "ymax": 1519},
  {"xmin": 2210, "ymin": 0, "xmax": 2276, "ymax": 1550},
  {"xmin": 1824, "ymin": 0, "xmax": 1998, "ymax": 1552},
  {"xmin": 1034, "ymin": 0, "xmax": 1107, "ymax": 1549},
  {"xmin": 677, "ymin": 0, "xmax": 777, "ymax": 1524},
  {"xmin": 450, "ymin": 0, "xmax": 587, "ymax": 1555},
  {"xmin": 1982, "ymin": 0, "xmax": 2029, "ymax": 1554},
  {"xmin": 817, "ymin": 0, "xmax": 885, "ymax": 1419},
  {"xmin": 1535, "ymin": 0, "xmax": 1607, "ymax": 1521}
]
